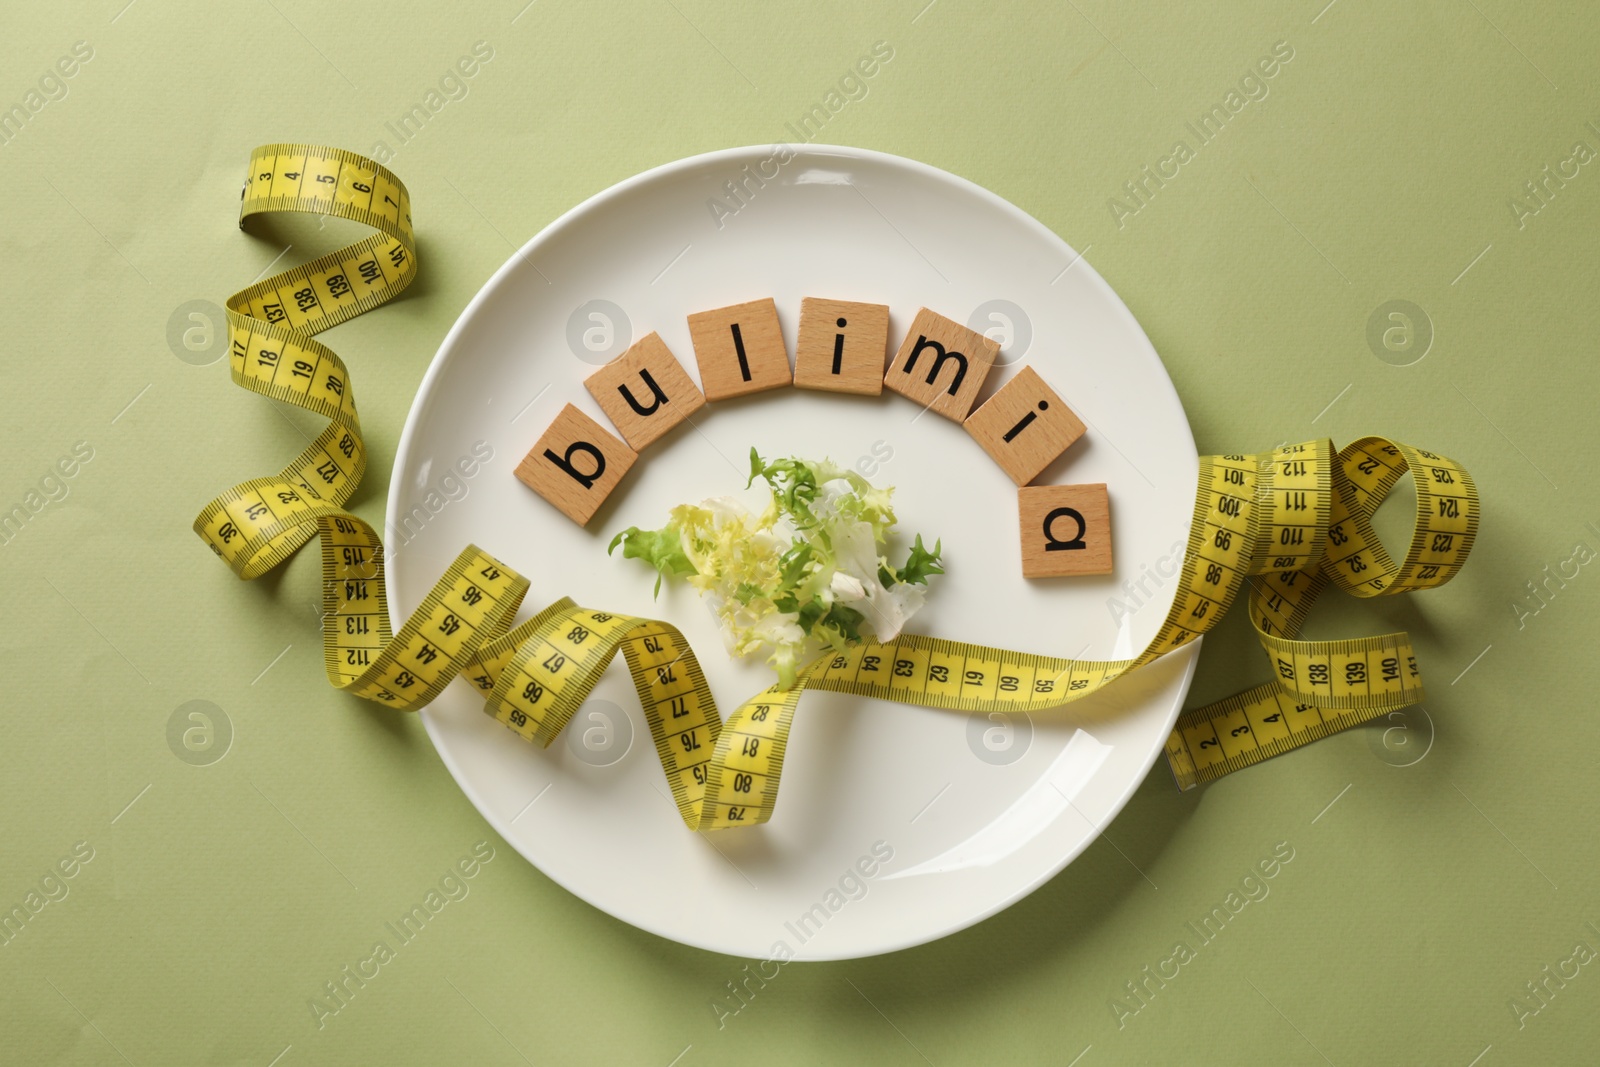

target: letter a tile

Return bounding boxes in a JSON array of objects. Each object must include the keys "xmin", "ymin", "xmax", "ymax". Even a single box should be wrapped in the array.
[{"xmin": 1018, "ymin": 483, "xmax": 1112, "ymax": 577}]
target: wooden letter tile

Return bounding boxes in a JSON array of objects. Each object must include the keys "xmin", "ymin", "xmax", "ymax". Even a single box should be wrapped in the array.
[
  {"xmin": 964, "ymin": 366, "xmax": 1087, "ymax": 485},
  {"xmin": 883, "ymin": 307, "xmax": 1000, "ymax": 421},
  {"xmin": 793, "ymin": 297, "xmax": 890, "ymax": 395},
  {"xmin": 686, "ymin": 298, "xmax": 791, "ymax": 401},
  {"xmin": 515, "ymin": 403, "xmax": 637, "ymax": 527},
  {"xmin": 583, "ymin": 331, "xmax": 706, "ymax": 450},
  {"xmin": 1018, "ymin": 484, "xmax": 1113, "ymax": 578}
]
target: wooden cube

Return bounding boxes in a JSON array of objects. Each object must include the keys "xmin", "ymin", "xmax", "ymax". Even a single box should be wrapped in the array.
[
  {"xmin": 883, "ymin": 307, "xmax": 1000, "ymax": 421},
  {"xmin": 515, "ymin": 403, "xmax": 637, "ymax": 527},
  {"xmin": 1018, "ymin": 484, "xmax": 1112, "ymax": 578},
  {"xmin": 686, "ymin": 298, "xmax": 791, "ymax": 401},
  {"xmin": 583, "ymin": 331, "xmax": 706, "ymax": 451},
  {"xmin": 964, "ymin": 366, "xmax": 1087, "ymax": 485},
  {"xmin": 793, "ymin": 297, "xmax": 891, "ymax": 395}
]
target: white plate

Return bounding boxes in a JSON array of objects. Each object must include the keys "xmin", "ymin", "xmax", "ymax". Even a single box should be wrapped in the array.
[{"xmin": 388, "ymin": 145, "xmax": 1198, "ymax": 960}]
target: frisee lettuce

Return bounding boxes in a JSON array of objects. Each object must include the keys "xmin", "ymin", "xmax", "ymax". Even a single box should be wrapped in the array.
[{"xmin": 608, "ymin": 450, "xmax": 943, "ymax": 688}]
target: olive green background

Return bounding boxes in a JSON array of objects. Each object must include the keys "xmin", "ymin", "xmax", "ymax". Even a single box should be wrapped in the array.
[{"xmin": 4, "ymin": 0, "xmax": 1598, "ymax": 1063}]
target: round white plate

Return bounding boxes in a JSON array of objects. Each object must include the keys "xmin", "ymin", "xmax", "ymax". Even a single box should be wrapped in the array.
[{"xmin": 388, "ymin": 145, "xmax": 1198, "ymax": 960}]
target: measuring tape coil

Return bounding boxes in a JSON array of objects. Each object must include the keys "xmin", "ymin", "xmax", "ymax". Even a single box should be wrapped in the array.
[{"xmin": 195, "ymin": 146, "xmax": 1479, "ymax": 829}]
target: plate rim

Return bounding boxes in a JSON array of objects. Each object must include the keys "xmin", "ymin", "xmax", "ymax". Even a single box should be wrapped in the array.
[{"xmin": 387, "ymin": 142, "xmax": 1199, "ymax": 959}]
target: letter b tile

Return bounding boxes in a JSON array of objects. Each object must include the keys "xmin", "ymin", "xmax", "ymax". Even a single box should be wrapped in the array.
[{"xmin": 515, "ymin": 403, "xmax": 637, "ymax": 526}]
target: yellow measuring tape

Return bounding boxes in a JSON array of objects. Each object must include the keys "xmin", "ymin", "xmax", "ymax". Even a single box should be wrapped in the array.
[{"xmin": 195, "ymin": 145, "xmax": 1479, "ymax": 829}]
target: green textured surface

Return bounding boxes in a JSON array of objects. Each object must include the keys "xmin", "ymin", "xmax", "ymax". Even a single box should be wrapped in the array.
[{"xmin": 3, "ymin": 1, "xmax": 1597, "ymax": 1063}]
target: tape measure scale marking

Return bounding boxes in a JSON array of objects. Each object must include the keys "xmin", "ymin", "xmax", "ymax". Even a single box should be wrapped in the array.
[{"xmin": 194, "ymin": 145, "xmax": 1480, "ymax": 830}]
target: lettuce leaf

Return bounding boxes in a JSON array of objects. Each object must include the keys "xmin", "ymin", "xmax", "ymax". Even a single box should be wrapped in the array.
[
  {"xmin": 614, "ymin": 452, "xmax": 942, "ymax": 688},
  {"xmin": 883, "ymin": 534, "xmax": 944, "ymax": 587},
  {"xmin": 608, "ymin": 524, "xmax": 696, "ymax": 597}
]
